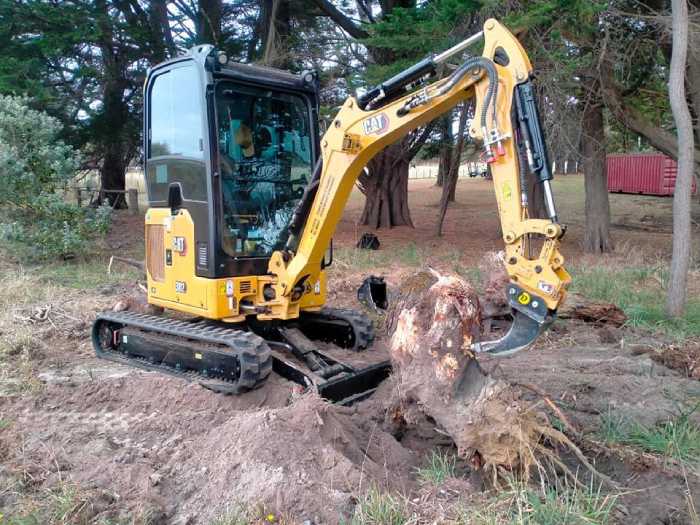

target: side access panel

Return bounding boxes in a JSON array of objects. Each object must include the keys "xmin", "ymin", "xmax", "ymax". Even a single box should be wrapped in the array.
[{"xmin": 146, "ymin": 208, "xmax": 209, "ymax": 312}]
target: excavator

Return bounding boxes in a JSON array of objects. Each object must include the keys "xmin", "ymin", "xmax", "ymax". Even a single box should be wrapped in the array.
[{"xmin": 92, "ymin": 19, "xmax": 571, "ymax": 404}]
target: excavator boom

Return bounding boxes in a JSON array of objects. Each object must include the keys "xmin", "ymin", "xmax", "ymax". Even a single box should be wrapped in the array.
[{"xmin": 263, "ymin": 19, "xmax": 571, "ymax": 354}]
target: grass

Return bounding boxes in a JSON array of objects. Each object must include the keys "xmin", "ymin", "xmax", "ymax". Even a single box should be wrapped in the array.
[
  {"xmin": 415, "ymin": 449, "xmax": 457, "ymax": 485},
  {"xmin": 569, "ymin": 263, "xmax": 700, "ymax": 339},
  {"xmin": 466, "ymin": 479, "xmax": 617, "ymax": 525},
  {"xmin": 35, "ymin": 259, "xmax": 141, "ymax": 290},
  {"xmin": 210, "ymin": 504, "xmax": 251, "ymax": 525},
  {"xmin": 350, "ymin": 487, "xmax": 409, "ymax": 525},
  {"xmin": 599, "ymin": 405, "xmax": 700, "ymax": 465},
  {"xmin": 210, "ymin": 503, "xmax": 293, "ymax": 524},
  {"xmin": 333, "ymin": 242, "xmax": 425, "ymax": 271},
  {"xmin": 0, "ymin": 329, "xmax": 45, "ymax": 396},
  {"xmin": 3, "ymin": 483, "xmax": 95, "ymax": 525}
]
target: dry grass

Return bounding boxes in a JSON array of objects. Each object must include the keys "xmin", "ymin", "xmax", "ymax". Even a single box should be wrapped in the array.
[{"xmin": 0, "ymin": 260, "xmax": 129, "ymax": 397}]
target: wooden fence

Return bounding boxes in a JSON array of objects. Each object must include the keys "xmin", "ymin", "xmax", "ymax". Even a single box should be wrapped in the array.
[
  {"xmin": 409, "ymin": 159, "xmax": 580, "ymax": 179},
  {"xmin": 67, "ymin": 187, "xmax": 141, "ymax": 214}
]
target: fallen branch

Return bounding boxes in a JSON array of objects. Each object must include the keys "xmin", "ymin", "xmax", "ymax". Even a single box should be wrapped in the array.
[
  {"xmin": 108, "ymin": 256, "xmax": 145, "ymax": 274},
  {"xmin": 557, "ymin": 292, "xmax": 627, "ymax": 326}
]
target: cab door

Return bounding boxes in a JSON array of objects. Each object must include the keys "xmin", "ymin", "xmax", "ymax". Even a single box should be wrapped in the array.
[{"xmin": 144, "ymin": 60, "xmax": 210, "ymax": 310}]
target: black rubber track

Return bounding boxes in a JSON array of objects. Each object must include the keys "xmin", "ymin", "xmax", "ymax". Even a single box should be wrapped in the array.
[
  {"xmin": 304, "ymin": 307, "xmax": 375, "ymax": 351},
  {"xmin": 92, "ymin": 311, "xmax": 272, "ymax": 394}
]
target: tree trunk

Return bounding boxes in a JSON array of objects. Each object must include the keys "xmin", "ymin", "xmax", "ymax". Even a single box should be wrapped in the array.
[
  {"xmin": 149, "ymin": 0, "xmax": 176, "ymax": 60},
  {"xmin": 95, "ymin": 0, "xmax": 131, "ymax": 207},
  {"xmin": 359, "ymin": 142, "xmax": 413, "ymax": 228},
  {"xmin": 581, "ymin": 93, "xmax": 613, "ymax": 253},
  {"xmin": 385, "ymin": 270, "xmax": 563, "ymax": 474},
  {"xmin": 197, "ymin": 0, "xmax": 222, "ymax": 45},
  {"xmin": 666, "ymin": 0, "xmax": 694, "ymax": 317},
  {"xmin": 686, "ymin": 13, "xmax": 700, "ymax": 189},
  {"xmin": 436, "ymin": 103, "xmax": 469, "ymax": 236},
  {"xmin": 101, "ymin": 140, "xmax": 129, "ymax": 207},
  {"xmin": 436, "ymin": 113, "xmax": 453, "ymax": 188},
  {"xmin": 262, "ymin": 0, "xmax": 292, "ymax": 69}
]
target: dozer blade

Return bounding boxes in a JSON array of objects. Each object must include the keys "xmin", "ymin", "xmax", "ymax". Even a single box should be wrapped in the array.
[{"xmin": 472, "ymin": 283, "xmax": 554, "ymax": 356}]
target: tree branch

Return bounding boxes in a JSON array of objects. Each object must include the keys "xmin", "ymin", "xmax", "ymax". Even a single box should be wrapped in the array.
[
  {"xmin": 311, "ymin": 0, "xmax": 369, "ymax": 40},
  {"xmin": 406, "ymin": 122, "xmax": 437, "ymax": 160},
  {"xmin": 600, "ymin": 63, "xmax": 700, "ymax": 172}
]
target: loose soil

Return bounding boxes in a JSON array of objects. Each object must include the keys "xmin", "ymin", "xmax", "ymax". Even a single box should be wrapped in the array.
[{"xmin": 1, "ymin": 176, "xmax": 699, "ymax": 523}]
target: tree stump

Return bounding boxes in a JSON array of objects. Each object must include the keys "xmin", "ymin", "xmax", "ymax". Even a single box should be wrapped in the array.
[{"xmin": 386, "ymin": 270, "xmax": 548, "ymax": 474}]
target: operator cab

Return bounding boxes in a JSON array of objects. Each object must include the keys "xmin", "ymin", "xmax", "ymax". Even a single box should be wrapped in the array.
[
  {"xmin": 216, "ymin": 83, "xmax": 313, "ymax": 258},
  {"xmin": 143, "ymin": 45, "xmax": 320, "ymax": 279}
]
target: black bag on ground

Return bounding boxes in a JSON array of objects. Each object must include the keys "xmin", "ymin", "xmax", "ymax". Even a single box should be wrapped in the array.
[{"xmin": 357, "ymin": 233, "xmax": 380, "ymax": 250}]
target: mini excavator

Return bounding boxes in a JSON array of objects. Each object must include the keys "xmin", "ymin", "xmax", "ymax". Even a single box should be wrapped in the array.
[{"xmin": 92, "ymin": 19, "xmax": 571, "ymax": 403}]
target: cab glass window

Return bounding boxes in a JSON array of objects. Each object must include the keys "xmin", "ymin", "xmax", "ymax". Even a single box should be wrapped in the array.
[
  {"xmin": 146, "ymin": 63, "xmax": 207, "ymax": 203},
  {"xmin": 216, "ymin": 83, "xmax": 312, "ymax": 257}
]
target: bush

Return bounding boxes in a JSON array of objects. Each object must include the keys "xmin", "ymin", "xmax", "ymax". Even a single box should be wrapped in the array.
[{"xmin": 0, "ymin": 95, "xmax": 111, "ymax": 260}]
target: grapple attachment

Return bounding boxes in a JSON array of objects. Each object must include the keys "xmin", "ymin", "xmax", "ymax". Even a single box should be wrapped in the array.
[{"xmin": 472, "ymin": 283, "xmax": 555, "ymax": 356}]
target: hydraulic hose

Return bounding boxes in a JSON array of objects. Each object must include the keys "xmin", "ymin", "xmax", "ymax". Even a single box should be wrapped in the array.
[{"xmin": 413, "ymin": 56, "xmax": 498, "ymax": 132}]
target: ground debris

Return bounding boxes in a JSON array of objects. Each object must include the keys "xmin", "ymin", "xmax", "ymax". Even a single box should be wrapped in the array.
[{"xmin": 557, "ymin": 293, "xmax": 627, "ymax": 326}]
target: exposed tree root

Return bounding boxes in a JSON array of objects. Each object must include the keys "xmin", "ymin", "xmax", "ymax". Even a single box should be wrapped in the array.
[{"xmin": 385, "ymin": 269, "xmax": 617, "ymax": 490}]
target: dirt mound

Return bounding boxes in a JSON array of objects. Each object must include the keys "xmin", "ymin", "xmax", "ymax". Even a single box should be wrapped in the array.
[
  {"xmin": 4, "ymin": 369, "xmax": 415, "ymax": 523},
  {"xmin": 167, "ymin": 394, "xmax": 414, "ymax": 523}
]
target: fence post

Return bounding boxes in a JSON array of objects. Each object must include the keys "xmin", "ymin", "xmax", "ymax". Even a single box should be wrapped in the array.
[
  {"xmin": 127, "ymin": 189, "xmax": 139, "ymax": 214},
  {"xmin": 72, "ymin": 188, "xmax": 82, "ymax": 207}
]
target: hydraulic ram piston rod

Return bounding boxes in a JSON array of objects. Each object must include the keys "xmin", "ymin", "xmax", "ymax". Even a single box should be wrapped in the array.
[
  {"xmin": 433, "ymin": 31, "xmax": 485, "ymax": 64},
  {"xmin": 357, "ymin": 31, "xmax": 485, "ymax": 110}
]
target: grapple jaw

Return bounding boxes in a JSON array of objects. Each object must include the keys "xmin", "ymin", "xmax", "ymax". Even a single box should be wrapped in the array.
[{"xmin": 473, "ymin": 283, "xmax": 555, "ymax": 356}]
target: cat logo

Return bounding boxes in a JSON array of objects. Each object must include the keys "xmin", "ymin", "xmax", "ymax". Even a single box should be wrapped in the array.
[{"xmin": 362, "ymin": 113, "xmax": 389, "ymax": 135}]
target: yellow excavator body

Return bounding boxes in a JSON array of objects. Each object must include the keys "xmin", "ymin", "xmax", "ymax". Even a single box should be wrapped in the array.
[
  {"xmin": 92, "ymin": 19, "xmax": 570, "ymax": 402},
  {"xmin": 144, "ymin": 207, "xmax": 326, "ymax": 322}
]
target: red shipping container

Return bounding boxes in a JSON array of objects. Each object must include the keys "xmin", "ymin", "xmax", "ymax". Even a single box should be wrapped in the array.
[{"xmin": 607, "ymin": 153, "xmax": 696, "ymax": 196}]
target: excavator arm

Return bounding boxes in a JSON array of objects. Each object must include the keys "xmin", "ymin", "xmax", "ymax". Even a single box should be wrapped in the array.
[{"xmin": 263, "ymin": 18, "xmax": 571, "ymax": 355}]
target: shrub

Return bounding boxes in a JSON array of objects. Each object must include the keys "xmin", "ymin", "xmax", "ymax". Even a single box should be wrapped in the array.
[{"xmin": 0, "ymin": 95, "xmax": 111, "ymax": 260}]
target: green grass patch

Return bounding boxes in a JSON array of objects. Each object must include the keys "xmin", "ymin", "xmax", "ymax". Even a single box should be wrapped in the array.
[
  {"xmin": 466, "ymin": 479, "xmax": 617, "ymax": 525},
  {"xmin": 334, "ymin": 242, "xmax": 425, "ymax": 271},
  {"xmin": 569, "ymin": 264, "xmax": 700, "ymax": 339},
  {"xmin": 210, "ymin": 504, "xmax": 251, "ymax": 525},
  {"xmin": 350, "ymin": 487, "xmax": 409, "ymax": 525},
  {"xmin": 599, "ymin": 405, "xmax": 700, "ymax": 465},
  {"xmin": 3, "ymin": 483, "xmax": 93, "ymax": 525},
  {"xmin": 35, "ymin": 259, "xmax": 141, "ymax": 290},
  {"xmin": 415, "ymin": 449, "xmax": 457, "ymax": 485}
]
